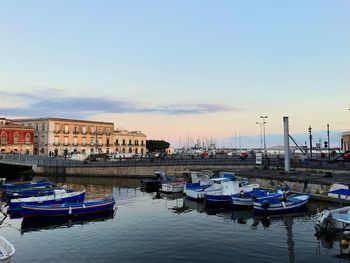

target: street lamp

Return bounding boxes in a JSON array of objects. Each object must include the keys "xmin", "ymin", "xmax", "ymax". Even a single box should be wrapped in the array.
[
  {"xmin": 256, "ymin": 122, "xmax": 263, "ymax": 152},
  {"xmin": 260, "ymin": 116, "xmax": 268, "ymax": 156}
]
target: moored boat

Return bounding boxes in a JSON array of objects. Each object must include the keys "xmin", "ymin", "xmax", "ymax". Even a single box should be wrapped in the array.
[
  {"xmin": 141, "ymin": 171, "xmax": 175, "ymax": 191},
  {"xmin": 21, "ymin": 198, "xmax": 115, "ymax": 218},
  {"xmin": 0, "ymin": 235, "xmax": 15, "ymax": 263},
  {"xmin": 315, "ymin": 206, "xmax": 350, "ymax": 234},
  {"xmin": 205, "ymin": 180, "xmax": 260, "ymax": 206},
  {"xmin": 231, "ymin": 186, "xmax": 289, "ymax": 207},
  {"xmin": 0, "ymin": 179, "xmax": 51, "ymax": 191},
  {"xmin": 253, "ymin": 193, "xmax": 310, "ymax": 214},
  {"xmin": 8, "ymin": 190, "xmax": 86, "ymax": 211}
]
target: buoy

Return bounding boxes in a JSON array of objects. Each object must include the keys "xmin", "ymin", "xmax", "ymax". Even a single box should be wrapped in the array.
[{"xmin": 340, "ymin": 239, "xmax": 349, "ymax": 248}]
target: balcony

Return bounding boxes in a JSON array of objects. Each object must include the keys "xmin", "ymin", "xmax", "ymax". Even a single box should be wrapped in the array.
[
  {"xmin": 63, "ymin": 143, "xmax": 70, "ymax": 146},
  {"xmin": 114, "ymin": 143, "xmax": 120, "ymax": 146},
  {"xmin": 54, "ymin": 130, "xmax": 60, "ymax": 134},
  {"xmin": 54, "ymin": 142, "xmax": 60, "ymax": 146},
  {"xmin": 98, "ymin": 131, "xmax": 104, "ymax": 135},
  {"xmin": 73, "ymin": 131, "xmax": 79, "ymax": 135},
  {"xmin": 90, "ymin": 143, "xmax": 95, "ymax": 146},
  {"xmin": 81, "ymin": 143, "xmax": 87, "ymax": 146},
  {"xmin": 81, "ymin": 131, "xmax": 87, "ymax": 135},
  {"xmin": 63, "ymin": 131, "xmax": 70, "ymax": 134},
  {"xmin": 90, "ymin": 131, "xmax": 95, "ymax": 135},
  {"xmin": 73, "ymin": 143, "xmax": 78, "ymax": 146}
]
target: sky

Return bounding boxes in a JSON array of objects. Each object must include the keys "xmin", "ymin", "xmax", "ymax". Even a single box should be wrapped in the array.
[{"xmin": 0, "ymin": 1, "xmax": 349, "ymax": 148}]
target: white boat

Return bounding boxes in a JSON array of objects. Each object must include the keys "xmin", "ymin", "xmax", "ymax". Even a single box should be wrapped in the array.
[
  {"xmin": 315, "ymin": 206, "xmax": 350, "ymax": 233},
  {"xmin": 327, "ymin": 183, "xmax": 350, "ymax": 200},
  {"xmin": 0, "ymin": 235, "xmax": 15, "ymax": 263},
  {"xmin": 185, "ymin": 173, "xmax": 236, "ymax": 201},
  {"xmin": 160, "ymin": 181, "xmax": 185, "ymax": 193}
]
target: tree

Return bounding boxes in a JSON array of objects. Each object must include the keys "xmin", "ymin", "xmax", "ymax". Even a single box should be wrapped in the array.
[{"xmin": 146, "ymin": 140, "xmax": 170, "ymax": 152}]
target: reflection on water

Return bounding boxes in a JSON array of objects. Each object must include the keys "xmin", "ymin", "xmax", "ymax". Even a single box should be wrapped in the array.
[
  {"xmin": 1, "ymin": 175, "xmax": 348, "ymax": 263},
  {"xmin": 21, "ymin": 210, "xmax": 116, "ymax": 234}
]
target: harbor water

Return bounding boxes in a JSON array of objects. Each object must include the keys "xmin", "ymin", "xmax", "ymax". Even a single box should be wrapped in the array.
[{"xmin": 1, "ymin": 176, "xmax": 349, "ymax": 263}]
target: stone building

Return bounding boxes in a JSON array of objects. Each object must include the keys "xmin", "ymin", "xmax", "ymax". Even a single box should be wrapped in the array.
[
  {"xmin": 12, "ymin": 117, "xmax": 147, "ymax": 157},
  {"xmin": 0, "ymin": 118, "xmax": 34, "ymax": 154},
  {"xmin": 114, "ymin": 130, "xmax": 147, "ymax": 156}
]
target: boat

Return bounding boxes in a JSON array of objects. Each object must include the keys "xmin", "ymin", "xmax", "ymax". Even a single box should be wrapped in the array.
[
  {"xmin": 159, "ymin": 181, "xmax": 185, "ymax": 194},
  {"xmin": 185, "ymin": 172, "xmax": 235, "ymax": 201},
  {"xmin": 205, "ymin": 180, "xmax": 260, "ymax": 206},
  {"xmin": 327, "ymin": 183, "xmax": 350, "ymax": 200},
  {"xmin": 0, "ymin": 235, "xmax": 15, "ymax": 263},
  {"xmin": 21, "ymin": 197, "xmax": 115, "ymax": 218},
  {"xmin": 141, "ymin": 171, "xmax": 175, "ymax": 191},
  {"xmin": 8, "ymin": 190, "xmax": 86, "ymax": 211},
  {"xmin": 231, "ymin": 186, "xmax": 289, "ymax": 207},
  {"xmin": 315, "ymin": 206, "xmax": 350, "ymax": 233},
  {"xmin": 253, "ymin": 193, "xmax": 310, "ymax": 214},
  {"xmin": 0, "ymin": 179, "xmax": 51, "ymax": 191},
  {"xmin": 4, "ymin": 186, "xmax": 60, "ymax": 200}
]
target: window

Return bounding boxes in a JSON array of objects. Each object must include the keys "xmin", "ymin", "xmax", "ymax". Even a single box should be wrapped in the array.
[
  {"xmin": 54, "ymin": 136, "xmax": 59, "ymax": 145},
  {"xmin": 13, "ymin": 132, "xmax": 19, "ymax": 144},
  {"xmin": 122, "ymin": 139, "xmax": 126, "ymax": 145},
  {"xmin": 82, "ymin": 137, "xmax": 86, "ymax": 145},
  {"xmin": 106, "ymin": 138, "xmax": 110, "ymax": 145},
  {"xmin": 41, "ymin": 124, "xmax": 45, "ymax": 131},
  {"xmin": 73, "ymin": 137, "xmax": 78, "ymax": 145},
  {"xmin": 82, "ymin": 126, "xmax": 86, "ymax": 134},
  {"xmin": 98, "ymin": 137, "xmax": 102, "ymax": 145},
  {"xmin": 64, "ymin": 125, "xmax": 69, "ymax": 133},
  {"xmin": 25, "ymin": 133, "xmax": 31, "ymax": 144},
  {"xmin": 135, "ymin": 140, "xmax": 139, "ymax": 145},
  {"xmin": 129, "ymin": 140, "xmax": 132, "ymax": 145},
  {"xmin": 129, "ymin": 148, "xmax": 132, "ymax": 153},
  {"xmin": 90, "ymin": 137, "xmax": 94, "ymax": 144},
  {"xmin": 55, "ymin": 123, "xmax": 59, "ymax": 131},
  {"xmin": 0, "ymin": 133, "xmax": 7, "ymax": 145},
  {"xmin": 115, "ymin": 139, "xmax": 119, "ymax": 145},
  {"xmin": 64, "ymin": 136, "xmax": 69, "ymax": 145}
]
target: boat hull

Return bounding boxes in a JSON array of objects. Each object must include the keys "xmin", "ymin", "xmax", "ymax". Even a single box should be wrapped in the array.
[
  {"xmin": 159, "ymin": 182, "xmax": 184, "ymax": 193},
  {"xmin": 253, "ymin": 194, "xmax": 309, "ymax": 214},
  {"xmin": 205, "ymin": 194, "xmax": 232, "ymax": 206},
  {"xmin": 0, "ymin": 235, "xmax": 15, "ymax": 263},
  {"xmin": 9, "ymin": 191, "xmax": 86, "ymax": 211},
  {"xmin": 21, "ymin": 199, "xmax": 115, "ymax": 218}
]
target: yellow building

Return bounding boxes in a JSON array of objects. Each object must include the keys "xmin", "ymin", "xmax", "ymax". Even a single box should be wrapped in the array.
[
  {"xmin": 13, "ymin": 117, "xmax": 147, "ymax": 157},
  {"xmin": 114, "ymin": 130, "xmax": 147, "ymax": 156}
]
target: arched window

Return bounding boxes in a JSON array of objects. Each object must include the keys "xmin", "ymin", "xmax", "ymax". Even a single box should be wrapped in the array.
[
  {"xmin": 1, "ymin": 133, "xmax": 7, "ymax": 145},
  {"xmin": 25, "ymin": 133, "xmax": 31, "ymax": 144},
  {"xmin": 129, "ymin": 148, "xmax": 132, "ymax": 153},
  {"xmin": 13, "ymin": 132, "xmax": 19, "ymax": 144},
  {"xmin": 135, "ymin": 148, "xmax": 138, "ymax": 154}
]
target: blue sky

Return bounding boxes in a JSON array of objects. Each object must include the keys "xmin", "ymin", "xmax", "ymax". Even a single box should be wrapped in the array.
[{"xmin": 0, "ymin": 1, "xmax": 349, "ymax": 147}]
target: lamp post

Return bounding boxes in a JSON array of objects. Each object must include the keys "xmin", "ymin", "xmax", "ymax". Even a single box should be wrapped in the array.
[
  {"xmin": 260, "ymin": 116, "xmax": 268, "ymax": 156},
  {"xmin": 256, "ymin": 121, "xmax": 263, "ymax": 152}
]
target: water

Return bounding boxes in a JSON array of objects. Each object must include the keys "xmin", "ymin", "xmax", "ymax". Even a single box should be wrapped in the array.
[{"xmin": 1, "ymin": 176, "xmax": 349, "ymax": 263}]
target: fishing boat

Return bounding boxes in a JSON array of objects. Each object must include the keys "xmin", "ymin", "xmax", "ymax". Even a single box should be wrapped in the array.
[
  {"xmin": 21, "ymin": 198, "xmax": 115, "ymax": 218},
  {"xmin": 231, "ymin": 186, "xmax": 289, "ymax": 207},
  {"xmin": 205, "ymin": 180, "xmax": 260, "ymax": 206},
  {"xmin": 253, "ymin": 193, "xmax": 310, "ymax": 214},
  {"xmin": 8, "ymin": 190, "xmax": 86, "ymax": 211},
  {"xmin": 141, "ymin": 171, "xmax": 175, "ymax": 191},
  {"xmin": 0, "ymin": 235, "xmax": 15, "ymax": 263},
  {"xmin": 315, "ymin": 206, "xmax": 350, "ymax": 233},
  {"xmin": 159, "ymin": 181, "xmax": 185, "ymax": 194},
  {"xmin": 327, "ymin": 183, "xmax": 350, "ymax": 200},
  {"xmin": 4, "ymin": 186, "xmax": 60, "ymax": 200},
  {"xmin": 185, "ymin": 173, "xmax": 236, "ymax": 201},
  {"xmin": 0, "ymin": 179, "xmax": 51, "ymax": 191}
]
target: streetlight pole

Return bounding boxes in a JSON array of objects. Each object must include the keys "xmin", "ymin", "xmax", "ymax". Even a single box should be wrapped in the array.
[
  {"xmin": 260, "ymin": 116, "xmax": 268, "ymax": 156},
  {"xmin": 256, "ymin": 122, "xmax": 263, "ymax": 152}
]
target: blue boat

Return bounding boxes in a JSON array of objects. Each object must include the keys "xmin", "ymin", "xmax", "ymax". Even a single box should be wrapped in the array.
[
  {"xmin": 0, "ymin": 179, "xmax": 52, "ymax": 191},
  {"xmin": 21, "ymin": 198, "xmax": 116, "ymax": 218},
  {"xmin": 253, "ymin": 193, "xmax": 310, "ymax": 214},
  {"xmin": 4, "ymin": 187, "xmax": 58, "ymax": 200},
  {"xmin": 8, "ymin": 190, "xmax": 86, "ymax": 211},
  {"xmin": 231, "ymin": 187, "xmax": 289, "ymax": 207}
]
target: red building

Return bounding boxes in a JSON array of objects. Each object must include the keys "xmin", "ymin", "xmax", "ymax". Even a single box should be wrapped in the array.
[{"xmin": 0, "ymin": 118, "xmax": 34, "ymax": 154}]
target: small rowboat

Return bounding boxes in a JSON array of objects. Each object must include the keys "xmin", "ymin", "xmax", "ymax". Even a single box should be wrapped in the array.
[
  {"xmin": 9, "ymin": 190, "xmax": 86, "ymax": 211},
  {"xmin": 21, "ymin": 198, "xmax": 116, "ymax": 218},
  {"xmin": 0, "ymin": 235, "xmax": 15, "ymax": 263},
  {"xmin": 1, "ymin": 180, "xmax": 51, "ymax": 191}
]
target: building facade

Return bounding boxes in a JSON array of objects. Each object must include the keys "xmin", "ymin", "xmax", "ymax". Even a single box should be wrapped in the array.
[
  {"xmin": 0, "ymin": 118, "xmax": 34, "ymax": 154},
  {"xmin": 114, "ymin": 130, "xmax": 147, "ymax": 156},
  {"xmin": 342, "ymin": 131, "xmax": 350, "ymax": 152},
  {"xmin": 12, "ymin": 117, "xmax": 147, "ymax": 157}
]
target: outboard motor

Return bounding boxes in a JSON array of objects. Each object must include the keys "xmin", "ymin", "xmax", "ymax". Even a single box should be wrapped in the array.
[{"xmin": 315, "ymin": 210, "xmax": 333, "ymax": 233}]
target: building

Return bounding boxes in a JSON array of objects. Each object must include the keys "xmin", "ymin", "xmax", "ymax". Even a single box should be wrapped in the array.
[
  {"xmin": 114, "ymin": 130, "xmax": 147, "ymax": 156},
  {"xmin": 12, "ymin": 117, "xmax": 147, "ymax": 157},
  {"xmin": 0, "ymin": 118, "xmax": 34, "ymax": 154},
  {"xmin": 341, "ymin": 131, "xmax": 350, "ymax": 152}
]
